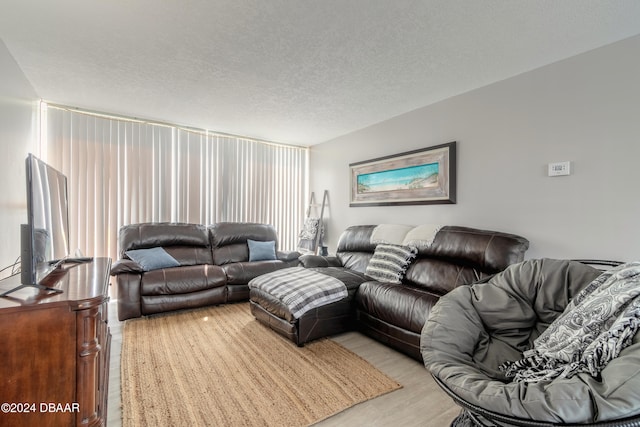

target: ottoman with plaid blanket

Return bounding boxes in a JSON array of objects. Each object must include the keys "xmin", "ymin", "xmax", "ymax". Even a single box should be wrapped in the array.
[{"xmin": 248, "ymin": 266, "xmax": 369, "ymax": 346}]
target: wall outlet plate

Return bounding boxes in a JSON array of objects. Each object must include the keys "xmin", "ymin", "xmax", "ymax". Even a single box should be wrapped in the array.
[{"xmin": 548, "ymin": 161, "xmax": 571, "ymax": 176}]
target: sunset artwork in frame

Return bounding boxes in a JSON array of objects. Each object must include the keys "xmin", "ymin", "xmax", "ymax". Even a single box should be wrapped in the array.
[{"xmin": 349, "ymin": 141, "xmax": 456, "ymax": 206}]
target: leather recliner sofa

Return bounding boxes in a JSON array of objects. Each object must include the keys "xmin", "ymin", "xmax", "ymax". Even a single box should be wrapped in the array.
[
  {"xmin": 111, "ymin": 222, "xmax": 300, "ymax": 321},
  {"xmin": 252, "ymin": 224, "xmax": 529, "ymax": 361},
  {"xmin": 354, "ymin": 225, "xmax": 530, "ymax": 361}
]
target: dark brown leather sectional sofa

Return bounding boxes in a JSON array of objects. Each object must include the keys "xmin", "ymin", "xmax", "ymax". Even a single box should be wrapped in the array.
[
  {"xmin": 112, "ymin": 221, "xmax": 529, "ymax": 364},
  {"xmin": 250, "ymin": 225, "xmax": 530, "ymax": 361},
  {"xmin": 110, "ymin": 222, "xmax": 299, "ymax": 320}
]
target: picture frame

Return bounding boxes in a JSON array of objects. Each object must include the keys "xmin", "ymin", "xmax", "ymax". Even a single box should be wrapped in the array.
[{"xmin": 349, "ymin": 141, "xmax": 456, "ymax": 206}]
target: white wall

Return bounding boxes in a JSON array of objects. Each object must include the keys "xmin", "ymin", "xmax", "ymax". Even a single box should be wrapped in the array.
[
  {"xmin": 0, "ymin": 39, "xmax": 39, "ymax": 274},
  {"xmin": 310, "ymin": 35, "xmax": 640, "ymax": 262}
]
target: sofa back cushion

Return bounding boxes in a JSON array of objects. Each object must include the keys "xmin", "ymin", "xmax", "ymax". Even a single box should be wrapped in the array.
[
  {"xmin": 210, "ymin": 222, "xmax": 279, "ymax": 265},
  {"xmin": 336, "ymin": 225, "xmax": 378, "ymax": 273},
  {"xmin": 404, "ymin": 226, "xmax": 529, "ymax": 295},
  {"xmin": 119, "ymin": 222, "xmax": 213, "ymax": 266},
  {"xmin": 337, "ymin": 225, "xmax": 529, "ymax": 295}
]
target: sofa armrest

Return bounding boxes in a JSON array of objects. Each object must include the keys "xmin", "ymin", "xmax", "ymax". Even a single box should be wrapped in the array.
[
  {"xmin": 110, "ymin": 259, "xmax": 144, "ymax": 275},
  {"xmin": 116, "ymin": 273, "xmax": 143, "ymax": 320},
  {"xmin": 299, "ymin": 254, "xmax": 341, "ymax": 268},
  {"xmin": 277, "ymin": 251, "xmax": 301, "ymax": 262}
]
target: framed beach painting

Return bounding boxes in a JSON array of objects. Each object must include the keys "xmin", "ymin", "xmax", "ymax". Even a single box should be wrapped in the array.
[{"xmin": 349, "ymin": 141, "xmax": 456, "ymax": 206}]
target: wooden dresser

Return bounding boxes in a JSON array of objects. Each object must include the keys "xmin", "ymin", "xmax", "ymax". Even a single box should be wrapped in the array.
[{"xmin": 0, "ymin": 258, "xmax": 111, "ymax": 427}]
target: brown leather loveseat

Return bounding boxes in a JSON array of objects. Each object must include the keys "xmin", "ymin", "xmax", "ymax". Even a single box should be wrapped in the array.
[
  {"xmin": 251, "ymin": 224, "xmax": 529, "ymax": 361},
  {"xmin": 111, "ymin": 222, "xmax": 300, "ymax": 321}
]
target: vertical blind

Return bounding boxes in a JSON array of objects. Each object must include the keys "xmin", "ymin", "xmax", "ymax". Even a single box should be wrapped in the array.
[{"xmin": 42, "ymin": 104, "xmax": 308, "ymax": 266}]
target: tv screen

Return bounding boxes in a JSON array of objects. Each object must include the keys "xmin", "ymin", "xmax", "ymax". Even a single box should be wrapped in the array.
[{"xmin": 21, "ymin": 153, "xmax": 70, "ymax": 286}]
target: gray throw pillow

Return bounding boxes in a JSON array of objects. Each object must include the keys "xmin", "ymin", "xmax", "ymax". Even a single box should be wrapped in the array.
[
  {"xmin": 247, "ymin": 239, "xmax": 277, "ymax": 261},
  {"xmin": 125, "ymin": 247, "xmax": 180, "ymax": 271},
  {"xmin": 365, "ymin": 244, "xmax": 418, "ymax": 284}
]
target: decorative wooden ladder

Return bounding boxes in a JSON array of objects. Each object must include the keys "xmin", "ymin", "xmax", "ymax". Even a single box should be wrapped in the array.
[{"xmin": 303, "ymin": 190, "xmax": 328, "ymax": 255}]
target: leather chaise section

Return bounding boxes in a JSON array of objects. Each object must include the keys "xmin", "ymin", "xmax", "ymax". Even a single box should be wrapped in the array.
[
  {"xmin": 249, "ymin": 224, "xmax": 529, "ymax": 354},
  {"xmin": 249, "ymin": 266, "xmax": 371, "ymax": 345},
  {"xmin": 250, "ymin": 287, "xmax": 297, "ymax": 322}
]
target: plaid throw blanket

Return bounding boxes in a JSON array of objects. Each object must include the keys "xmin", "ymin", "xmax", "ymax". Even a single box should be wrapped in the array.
[
  {"xmin": 501, "ymin": 261, "xmax": 640, "ymax": 383},
  {"xmin": 249, "ymin": 267, "xmax": 347, "ymax": 319}
]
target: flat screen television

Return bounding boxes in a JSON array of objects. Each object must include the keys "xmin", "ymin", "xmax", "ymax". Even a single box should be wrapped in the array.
[
  {"xmin": 24, "ymin": 153, "xmax": 71, "ymax": 286},
  {"xmin": 1, "ymin": 154, "xmax": 71, "ymax": 296}
]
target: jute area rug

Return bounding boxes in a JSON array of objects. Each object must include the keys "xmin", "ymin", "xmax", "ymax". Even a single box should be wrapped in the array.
[{"xmin": 121, "ymin": 303, "xmax": 402, "ymax": 427}]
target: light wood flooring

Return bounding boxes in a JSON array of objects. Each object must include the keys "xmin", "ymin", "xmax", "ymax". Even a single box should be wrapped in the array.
[{"xmin": 106, "ymin": 301, "xmax": 460, "ymax": 427}]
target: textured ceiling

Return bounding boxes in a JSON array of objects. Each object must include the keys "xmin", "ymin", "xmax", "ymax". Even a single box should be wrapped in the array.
[{"xmin": 2, "ymin": 1, "xmax": 640, "ymax": 146}]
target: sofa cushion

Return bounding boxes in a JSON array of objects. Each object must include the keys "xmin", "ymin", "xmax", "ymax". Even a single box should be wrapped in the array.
[
  {"xmin": 140, "ymin": 264, "xmax": 227, "ymax": 296},
  {"xmin": 211, "ymin": 222, "xmax": 279, "ymax": 264},
  {"xmin": 222, "ymin": 260, "xmax": 299, "ymax": 285},
  {"xmin": 356, "ymin": 281, "xmax": 440, "ymax": 333},
  {"xmin": 419, "ymin": 226, "xmax": 530, "ymax": 273},
  {"xmin": 120, "ymin": 222, "xmax": 211, "ymax": 251},
  {"xmin": 163, "ymin": 246, "xmax": 215, "ymax": 266},
  {"xmin": 404, "ymin": 258, "xmax": 487, "ymax": 296},
  {"xmin": 125, "ymin": 247, "xmax": 180, "ymax": 271},
  {"xmin": 335, "ymin": 225, "xmax": 378, "ymax": 273},
  {"xmin": 309, "ymin": 266, "xmax": 371, "ymax": 293},
  {"xmin": 248, "ymin": 239, "xmax": 277, "ymax": 261},
  {"xmin": 119, "ymin": 222, "xmax": 214, "ymax": 265},
  {"xmin": 141, "ymin": 287, "xmax": 227, "ymax": 316},
  {"xmin": 299, "ymin": 255, "xmax": 342, "ymax": 268},
  {"xmin": 365, "ymin": 244, "xmax": 417, "ymax": 284}
]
